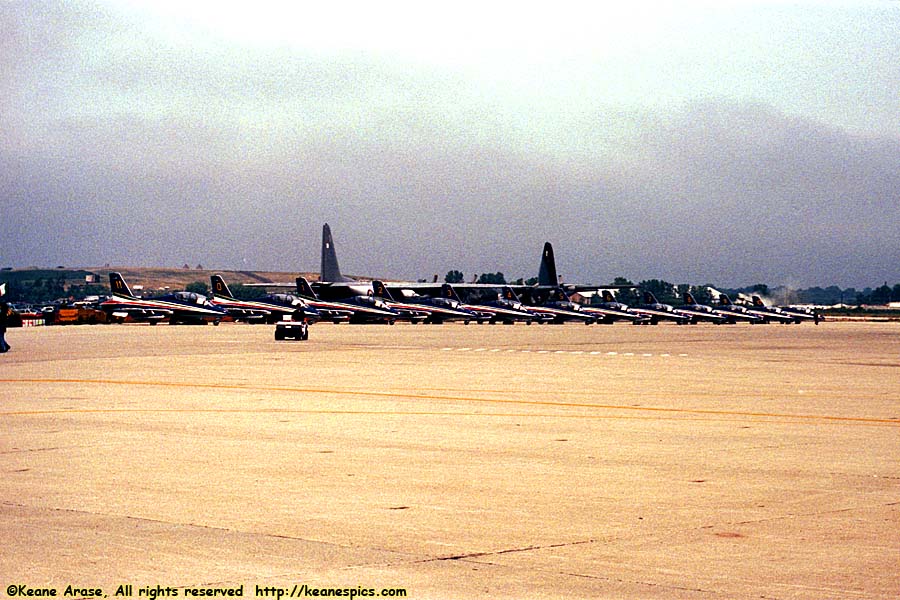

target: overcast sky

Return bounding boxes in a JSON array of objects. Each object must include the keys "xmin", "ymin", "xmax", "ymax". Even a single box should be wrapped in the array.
[{"xmin": 2, "ymin": 1, "xmax": 899, "ymax": 288}]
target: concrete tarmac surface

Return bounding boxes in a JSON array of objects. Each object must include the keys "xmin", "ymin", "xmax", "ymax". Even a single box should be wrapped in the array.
[{"xmin": 1, "ymin": 322, "xmax": 898, "ymax": 599}]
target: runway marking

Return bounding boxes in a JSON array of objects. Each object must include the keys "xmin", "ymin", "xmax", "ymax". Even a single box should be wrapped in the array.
[
  {"xmin": 0, "ymin": 406, "xmax": 811, "ymax": 422},
  {"xmin": 439, "ymin": 347, "xmax": 684, "ymax": 357},
  {"xmin": 2, "ymin": 378, "xmax": 899, "ymax": 427}
]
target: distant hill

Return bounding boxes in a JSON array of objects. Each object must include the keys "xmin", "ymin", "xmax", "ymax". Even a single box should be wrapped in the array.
[
  {"xmin": 87, "ymin": 267, "xmax": 322, "ymax": 291},
  {"xmin": 0, "ymin": 267, "xmax": 320, "ymax": 296}
]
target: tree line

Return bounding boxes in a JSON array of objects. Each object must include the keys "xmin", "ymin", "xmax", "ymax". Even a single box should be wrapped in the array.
[{"xmin": 2, "ymin": 267, "xmax": 898, "ymax": 308}]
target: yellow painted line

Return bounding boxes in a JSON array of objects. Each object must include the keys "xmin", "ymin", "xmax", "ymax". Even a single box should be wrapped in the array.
[
  {"xmin": 0, "ymin": 407, "xmax": 784, "ymax": 423},
  {"xmin": 1, "ymin": 377, "xmax": 898, "ymax": 426}
]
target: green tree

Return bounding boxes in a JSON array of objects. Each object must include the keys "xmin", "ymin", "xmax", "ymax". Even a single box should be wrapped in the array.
[
  {"xmin": 892, "ymin": 284, "xmax": 900, "ymax": 303},
  {"xmin": 639, "ymin": 279, "xmax": 677, "ymax": 304},
  {"xmin": 229, "ymin": 283, "xmax": 267, "ymax": 300},
  {"xmin": 871, "ymin": 284, "xmax": 892, "ymax": 304},
  {"xmin": 694, "ymin": 286, "xmax": 717, "ymax": 305},
  {"xmin": 477, "ymin": 272, "xmax": 506, "ymax": 285},
  {"xmin": 610, "ymin": 277, "xmax": 638, "ymax": 305},
  {"xmin": 445, "ymin": 270, "xmax": 464, "ymax": 284},
  {"xmin": 185, "ymin": 281, "xmax": 209, "ymax": 295}
]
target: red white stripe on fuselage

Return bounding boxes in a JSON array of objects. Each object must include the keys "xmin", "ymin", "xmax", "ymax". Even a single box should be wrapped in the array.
[{"xmin": 104, "ymin": 294, "xmax": 224, "ymax": 316}]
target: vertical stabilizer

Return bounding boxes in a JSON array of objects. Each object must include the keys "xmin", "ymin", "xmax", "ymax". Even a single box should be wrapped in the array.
[
  {"xmin": 538, "ymin": 242, "xmax": 558, "ymax": 287},
  {"xmin": 684, "ymin": 291, "xmax": 697, "ymax": 305},
  {"xmin": 550, "ymin": 287, "xmax": 569, "ymax": 303},
  {"xmin": 109, "ymin": 272, "xmax": 135, "ymax": 298},
  {"xmin": 502, "ymin": 286, "xmax": 521, "ymax": 302},
  {"xmin": 644, "ymin": 291, "xmax": 658, "ymax": 305},
  {"xmin": 442, "ymin": 283, "xmax": 462, "ymax": 302},
  {"xmin": 211, "ymin": 274, "xmax": 233, "ymax": 299},
  {"xmin": 320, "ymin": 223, "xmax": 355, "ymax": 282},
  {"xmin": 296, "ymin": 276, "xmax": 319, "ymax": 299},
  {"xmin": 373, "ymin": 281, "xmax": 395, "ymax": 301}
]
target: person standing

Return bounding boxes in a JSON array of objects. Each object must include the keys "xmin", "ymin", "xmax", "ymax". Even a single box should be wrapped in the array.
[{"xmin": 0, "ymin": 296, "xmax": 10, "ymax": 353}]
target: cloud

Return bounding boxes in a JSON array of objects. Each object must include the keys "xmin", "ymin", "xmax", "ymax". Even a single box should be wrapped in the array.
[{"xmin": 2, "ymin": 3, "xmax": 899, "ymax": 289}]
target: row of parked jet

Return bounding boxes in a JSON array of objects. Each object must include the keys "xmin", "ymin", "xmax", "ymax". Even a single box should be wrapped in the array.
[{"xmin": 100, "ymin": 224, "xmax": 819, "ymax": 327}]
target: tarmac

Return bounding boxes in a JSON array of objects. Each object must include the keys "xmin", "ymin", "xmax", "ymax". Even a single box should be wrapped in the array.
[{"xmin": 1, "ymin": 321, "xmax": 898, "ymax": 599}]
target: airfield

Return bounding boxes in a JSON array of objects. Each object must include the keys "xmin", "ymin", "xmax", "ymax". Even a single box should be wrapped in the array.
[{"xmin": 1, "ymin": 321, "xmax": 898, "ymax": 599}]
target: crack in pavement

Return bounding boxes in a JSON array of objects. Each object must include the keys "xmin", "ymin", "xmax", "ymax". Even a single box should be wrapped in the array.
[{"xmin": 421, "ymin": 538, "xmax": 596, "ymax": 562}]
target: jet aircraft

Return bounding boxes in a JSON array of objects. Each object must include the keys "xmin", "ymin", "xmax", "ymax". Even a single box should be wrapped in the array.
[
  {"xmin": 715, "ymin": 294, "xmax": 764, "ymax": 324},
  {"xmin": 629, "ymin": 291, "xmax": 693, "ymax": 325},
  {"xmin": 295, "ymin": 276, "xmax": 399, "ymax": 324},
  {"xmin": 747, "ymin": 295, "xmax": 807, "ymax": 324},
  {"xmin": 774, "ymin": 301, "xmax": 821, "ymax": 324},
  {"xmin": 101, "ymin": 272, "xmax": 228, "ymax": 325},
  {"xmin": 441, "ymin": 284, "xmax": 537, "ymax": 324},
  {"xmin": 676, "ymin": 291, "xmax": 729, "ymax": 324},
  {"xmin": 578, "ymin": 290, "xmax": 649, "ymax": 324},
  {"xmin": 209, "ymin": 274, "xmax": 319, "ymax": 324},
  {"xmin": 512, "ymin": 286, "xmax": 595, "ymax": 324},
  {"xmin": 366, "ymin": 281, "xmax": 432, "ymax": 323},
  {"xmin": 373, "ymin": 281, "xmax": 475, "ymax": 324}
]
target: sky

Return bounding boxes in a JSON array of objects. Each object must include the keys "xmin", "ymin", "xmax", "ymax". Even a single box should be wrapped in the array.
[{"xmin": 2, "ymin": 1, "xmax": 899, "ymax": 289}]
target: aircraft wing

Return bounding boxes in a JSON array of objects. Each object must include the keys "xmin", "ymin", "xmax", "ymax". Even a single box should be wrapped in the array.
[{"xmin": 105, "ymin": 306, "xmax": 173, "ymax": 322}]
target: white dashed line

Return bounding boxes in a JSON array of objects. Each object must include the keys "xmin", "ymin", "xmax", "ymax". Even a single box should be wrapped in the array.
[{"xmin": 438, "ymin": 348, "xmax": 688, "ymax": 358}]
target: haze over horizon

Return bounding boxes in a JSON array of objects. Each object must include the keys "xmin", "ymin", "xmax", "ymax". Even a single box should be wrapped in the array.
[{"xmin": 3, "ymin": 1, "xmax": 899, "ymax": 289}]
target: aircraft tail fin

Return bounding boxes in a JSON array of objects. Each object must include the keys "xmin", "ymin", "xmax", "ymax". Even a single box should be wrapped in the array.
[
  {"xmin": 643, "ymin": 291, "xmax": 658, "ymax": 304},
  {"xmin": 296, "ymin": 276, "xmax": 319, "ymax": 299},
  {"xmin": 502, "ymin": 286, "xmax": 520, "ymax": 302},
  {"xmin": 320, "ymin": 223, "xmax": 354, "ymax": 283},
  {"xmin": 602, "ymin": 289, "xmax": 616, "ymax": 303},
  {"xmin": 538, "ymin": 242, "xmax": 558, "ymax": 287},
  {"xmin": 684, "ymin": 291, "xmax": 697, "ymax": 305},
  {"xmin": 719, "ymin": 294, "xmax": 732, "ymax": 305},
  {"xmin": 373, "ymin": 280, "xmax": 395, "ymax": 301},
  {"xmin": 550, "ymin": 287, "xmax": 569, "ymax": 302},
  {"xmin": 441, "ymin": 283, "xmax": 462, "ymax": 302},
  {"xmin": 752, "ymin": 295, "xmax": 765, "ymax": 307},
  {"xmin": 109, "ymin": 272, "xmax": 136, "ymax": 298},
  {"xmin": 211, "ymin": 274, "xmax": 234, "ymax": 299}
]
